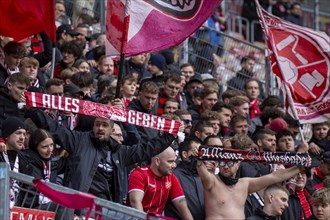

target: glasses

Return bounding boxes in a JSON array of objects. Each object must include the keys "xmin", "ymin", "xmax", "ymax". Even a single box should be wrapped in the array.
[
  {"xmin": 219, "ymin": 161, "xmax": 236, "ymax": 167},
  {"xmin": 182, "ymin": 119, "xmax": 192, "ymax": 125}
]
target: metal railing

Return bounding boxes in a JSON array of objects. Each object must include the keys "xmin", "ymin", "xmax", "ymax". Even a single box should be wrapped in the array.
[
  {"xmin": 179, "ymin": 25, "xmax": 275, "ymax": 97},
  {"xmin": 0, "ymin": 163, "xmax": 150, "ymax": 220}
]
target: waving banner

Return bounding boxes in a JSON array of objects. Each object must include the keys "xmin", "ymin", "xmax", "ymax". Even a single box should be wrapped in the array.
[
  {"xmin": 0, "ymin": 0, "xmax": 56, "ymax": 42},
  {"xmin": 197, "ymin": 146, "xmax": 310, "ymax": 167},
  {"xmin": 106, "ymin": 0, "xmax": 222, "ymax": 57},
  {"xmin": 256, "ymin": 1, "xmax": 330, "ymax": 124},
  {"xmin": 25, "ymin": 92, "xmax": 180, "ymax": 135}
]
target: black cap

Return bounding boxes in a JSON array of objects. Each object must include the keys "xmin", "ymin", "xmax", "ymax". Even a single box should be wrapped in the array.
[
  {"xmin": 56, "ymin": 24, "xmax": 80, "ymax": 38},
  {"xmin": 2, "ymin": 117, "xmax": 25, "ymax": 139},
  {"xmin": 321, "ymin": 151, "xmax": 330, "ymax": 164},
  {"xmin": 188, "ymin": 73, "xmax": 203, "ymax": 84}
]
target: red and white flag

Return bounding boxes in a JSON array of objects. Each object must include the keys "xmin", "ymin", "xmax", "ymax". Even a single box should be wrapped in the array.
[
  {"xmin": 106, "ymin": 0, "xmax": 221, "ymax": 57},
  {"xmin": 0, "ymin": 0, "xmax": 56, "ymax": 42},
  {"xmin": 256, "ymin": 1, "xmax": 330, "ymax": 124}
]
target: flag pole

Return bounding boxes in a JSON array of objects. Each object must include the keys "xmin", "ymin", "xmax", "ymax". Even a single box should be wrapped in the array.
[
  {"xmin": 255, "ymin": 0, "xmax": 305, "ymax": 142},
  {"xmin": 115, "ymin": 0, "xmax": 129, "ymax": 99}
]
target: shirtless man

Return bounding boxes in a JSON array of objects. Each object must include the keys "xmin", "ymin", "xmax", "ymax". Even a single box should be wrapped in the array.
[{"xmin": 194, "ymin": 154, "xmax": 310, "ymax": 219}]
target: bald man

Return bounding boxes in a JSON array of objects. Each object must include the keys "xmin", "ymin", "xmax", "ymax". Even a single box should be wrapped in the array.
[{"xmin": 128, "ymin": 147, "xmax": 192, "ymax": 219}]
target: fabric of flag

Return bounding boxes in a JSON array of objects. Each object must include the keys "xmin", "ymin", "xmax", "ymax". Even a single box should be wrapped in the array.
[
  {"xmin": 256, "ymin": 1, "xmax": 330, "ymax": 124},
  {"xmin": 106, "ymin": 0, "xmax": 221, "ymax": 57},
  {"xmin": 0, "ymin": 0, "xmax": 56, "ymax": 42}
]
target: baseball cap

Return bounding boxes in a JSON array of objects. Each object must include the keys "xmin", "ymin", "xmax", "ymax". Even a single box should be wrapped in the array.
[
  {"xmin": 188, "ymin": 74, "xmax": 203, "ymax": 84},
  {"xmin": 56, "ymin": 24, "xmax": 80, "ymax": 38},
  {"xmin": 265, "ymin": 118, "xmax": 288, "ymax": 132}
]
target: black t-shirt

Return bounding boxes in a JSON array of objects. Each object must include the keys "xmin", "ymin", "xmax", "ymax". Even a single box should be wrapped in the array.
[{"xmin": 89, "ymin": 152, "xmax": 114, "ymax": 200}]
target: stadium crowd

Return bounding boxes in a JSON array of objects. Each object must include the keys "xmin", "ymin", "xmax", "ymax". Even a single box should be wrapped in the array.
[{"xmin": 0, "ymin": 0, "xmax": 329, "ymax": 220}]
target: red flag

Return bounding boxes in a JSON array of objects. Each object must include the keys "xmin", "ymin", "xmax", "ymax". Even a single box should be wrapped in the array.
[
  {"xmin": 256, "ymin": 2, "xmax": 330, "ymax": 124},
  {"xmin": 106, "ymin": 0, "xmax": 221, "ymax": 57},
  {"xmin": 0, "ymin": 0, "xmax": 56, "ymax": 42}
]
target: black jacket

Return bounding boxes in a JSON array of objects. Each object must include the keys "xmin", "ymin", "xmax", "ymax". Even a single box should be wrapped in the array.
[
  {"xmin": 16, "ymin": 149, "xmax": 66, "ymax": 208},
  {"xmin": 246, "ymin": 208, "xmax": 282, "ymax": 220},
  {"xmin": 164, "ymin": 161, "xmax": 205, "ymax": 220},
  {"xmin": 26, "ymin": 108, "xmax": 175, "ymax": 204},
  {"xmin": 0, "ymin": 86, "xmax": 26, "ymax": 130},
  {"xmin": 127, "ymin": 98, "xmax": 158, "ymax": 146}
]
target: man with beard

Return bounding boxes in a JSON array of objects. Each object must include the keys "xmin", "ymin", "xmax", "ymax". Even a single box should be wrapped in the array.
[
  {"xmin": 164, "ymin": 137, "xmax": 204, "ymax": 219},
  {"xmin": 192, "ymin": 151, "xmax": 310, "ymax": 219}
]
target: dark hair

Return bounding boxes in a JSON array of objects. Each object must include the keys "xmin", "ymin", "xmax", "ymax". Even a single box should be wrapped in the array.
[
  {"xmin": 178, "ymin": 137, "xmax": 200, "ymax": 159},
  {"xmin": 121, "ymin": 74, "xmax": 137, "ymax": 85},
  {"xmin": 45, "ymin": 78, "xmax": 64, "ymax": 92},
  {"xmin": 260, "ymin": 95, "xmax": 283, "ymax": 111},
  {"xmin": 202, "ymin": 135, "xmax": 221, "ymax": 146},
  {"xmin": 174, "ymin": 109, "xmax": 190, "ymax": 116},
  {"xmin": 240, "ymin": 56, "xmax": 255, "ymax": 64},
  {"xmin": 212, "ymin": 102, "xmax": 234, "ymax": 113},
  {"xmin": 29, "ymin": 129, "xmax": 53, "ymax": 152},
  {"xmin": 139, "ymin": 81, "xmax": 159, "ymax": 94},
  {"xmin": 163, "ymin": 72, "xmax": 181, "ymax": 84},
  {"xmin": 73, "ymin": 59, "xmax": 89, "ymax": 69},
  {"xmin": 71, "ymin": 71, "xmax": 93, "ymax": 88},
  {"xmin": 244, "ymin": 79, "xmax": 259, "ymax": 90},
  {"xmin": 8, "ymin": 72, "xmax": 31, "ymax": 86},
  {"xmin": 97, "ymin": 75, "xmax": 116, "ymax": 94},
  {"xmin": 230, "ymin": 115, "xmax": 247, "ymax": 128},
  {"xmin": 253, "ymin": 128, "xmax": 276, "ymax": 143},
  {"xmin": 276, "ymin": 129, "xmax": 294, "ymax": 143},
  {"xmin": 93, "ymin": 46, "xmax": 106, "ymax": 63},
  {"xmin": 193, "ymin": 120, "xmax": 213, "ymax": 134},
  {"xmin": 221, "ymin": 89, "xmax": 242, "ymax": 101},
  {"xmin": 180, "ymin": 63, "xmax": 194, "ymax": 71},
  {"xmin": 60, "ymin": 41, "xmax": 83, "ymax": 59},
  {"xmin": 4, "ymin": 42, "xmax": 26, "ymax": 57},
  {"xmin": 260, "ymin": 108, "xmax": 285, "ymax": 126}
]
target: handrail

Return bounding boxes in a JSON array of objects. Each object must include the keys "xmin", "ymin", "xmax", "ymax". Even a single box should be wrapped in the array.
[{"xmin": 0, "ymin": 163, "xmax": 147, "ymax": 219}]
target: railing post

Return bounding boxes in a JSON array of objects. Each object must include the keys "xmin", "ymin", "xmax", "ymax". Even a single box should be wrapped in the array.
[{"xmin": 0, "ymin": 163, "xmax": 10, "ymax": 220}]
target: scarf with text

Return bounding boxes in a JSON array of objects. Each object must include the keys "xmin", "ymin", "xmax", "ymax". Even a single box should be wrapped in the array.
[
  {"xmin": 25, "ymin": 92, "xmax": 180, "ymax": 135},
  {"xmin": 197, "ymin": 146, "xmax": 309, "ymax": 167}
]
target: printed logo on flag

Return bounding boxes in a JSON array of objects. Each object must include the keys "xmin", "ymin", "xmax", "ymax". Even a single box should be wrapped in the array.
[
  {"xmin": 272, "ymin": 31, "xmax": 329, "ymax": 105},
  {"xmin": 143, "ymin": 0, "xmax": 203, "ymax": 20}
]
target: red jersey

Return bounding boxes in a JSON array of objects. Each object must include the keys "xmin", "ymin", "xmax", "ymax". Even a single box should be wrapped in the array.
[{"xmin": 127, "ymin": 165, "xmax": 185, "ymax": 215}]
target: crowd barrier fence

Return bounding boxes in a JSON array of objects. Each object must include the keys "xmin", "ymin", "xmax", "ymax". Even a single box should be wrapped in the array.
[{"xmin": 0, "ymin": 163, "xmax": 165, "ymax": 220}]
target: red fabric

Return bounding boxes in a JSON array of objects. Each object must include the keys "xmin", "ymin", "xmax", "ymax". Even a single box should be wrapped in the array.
[
  {"xmin": 249, "ymin": 99, "xmax": 261, "ymax": 119},
  {"xmin": 33, "ymin": 179, "xmax": 101, "ymax": 220},
  {"xmin": 106, "ymin": 0, "xmax": 222, "ymax": 57},
  {"xmin": 25, "ymin": 91, "xmax": 181, "ymax": 135},
  {"xmin": 0, "ymin": 137, "xmax": 5, "ymax": 144},
  {"xmin": 296, "ymin": 190, "xmax": 312, "ymax": 219},
  {"xmin": 0, "ymin": 0, "xmax": 56, "ymax": 42},
  {"xmin": 127, "ymin": 166, "xmax": 185, "ymax": 215},
  {"xmin": 256, "ymin": 2, "xmax": 330, "ymax": 124}
]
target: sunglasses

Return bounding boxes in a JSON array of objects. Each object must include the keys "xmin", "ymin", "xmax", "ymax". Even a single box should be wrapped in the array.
[
  {"xmin": 219, "ymin": 161, "xmax": 236, "ymax": 167},
  {"xmin": 182, "ymin": 119, "xmax": 192, "ymax": 124}
]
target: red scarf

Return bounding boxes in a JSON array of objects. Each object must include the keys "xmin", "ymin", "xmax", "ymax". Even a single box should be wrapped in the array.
[
  {"xmin": 296, "ymin": 189, "xmax": 312, "ymax": 219},
  {"xmin": 249, "ymin": 99, "xmax": 261, "ymax": 119},
  {"xmin": 25, "ymin": 92, "xmax": 181, "ymax": 135}
]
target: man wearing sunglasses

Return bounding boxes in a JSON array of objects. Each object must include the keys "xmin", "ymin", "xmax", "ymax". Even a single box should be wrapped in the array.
[{"xmin": 193, "ymin": 150, "xmax": 311, "ymax": 220}]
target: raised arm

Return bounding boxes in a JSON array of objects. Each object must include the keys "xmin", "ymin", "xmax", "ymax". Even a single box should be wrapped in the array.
[
  {"xmin": 246, "ymin": 166, "xmax": 301, "ymax": 194},
  {"xmin": 196, "ymin": 161, "xmax": 216, "ymax": 191}
]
